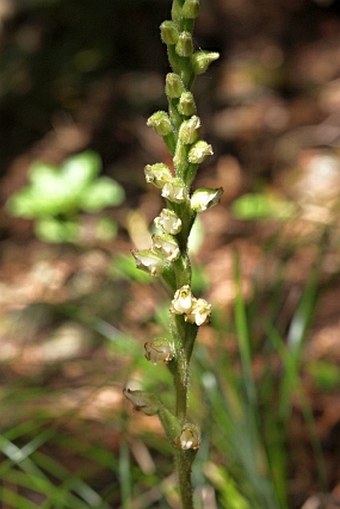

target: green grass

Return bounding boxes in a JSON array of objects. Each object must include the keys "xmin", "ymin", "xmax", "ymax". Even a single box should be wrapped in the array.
[{"xmin": 0, "ymin": 246, "xmax": 333, "ymax": 508}]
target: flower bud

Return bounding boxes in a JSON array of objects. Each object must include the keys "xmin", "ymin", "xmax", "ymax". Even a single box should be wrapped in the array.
[
  {"xmin": 161, "ymin": 177, "xmax": 187, "ymax": 203},
  {"xmin": 191, "ymin": 51, "xmax": 220, "ymax": 75},
  {"xmin": 190, "ymin": 187, "xmax": 223, "ymax": 212},
  {"xmin": 177, "ymin": 423, "xmax": 201, "ymax": 450},
  {"xmin": 185, "ymin": 297, "xmax": 212, "ymax": 326},
  {"xmin": 123, "ymin": 386, "xmax": 159, "ymax": 416},
  {"xmin": 178, "ymin": 116, "xmax": 201, "ymax": 145},
  {"xmin": 152, "ymin": 233, "xmax": 180, "ymax": 262},
  {"xmin": 188, "ymin": 140, "xmax": 213, "ymax": 164},
  {"xmin": 175, "ymin": 31, "xmax": 194, "ymax": 57},
  {"xmin": 147, "ymin": 111, "xmax": 173, "ymax": 136},
  {"xmin": 144, "ymin": 163, "xmax": 172, "ymax": 188},
  {"xmin": 154, "ymin": 208, "xmax": 182, "ymax": 235},
  {"xmin": 165, "ymin": 73, "xmax": 185, "ymax": 99},
  {"xmin": 144, "ymin": 339, "xmax": 174, "ymax": 364},
  {"xmin": 182, "ymin": 0, "xmax": 200, "ymax": 19},
  {"xmin": 177, "ymin": 91, "xmax": 196, "ymax": 116},
  {"xmin": 132, "ymin": 248, "xmax": 166, "ymax": 276},
  {"xmin": 160, "ymin": 20, "xmax": 179, "ymax": 45},
  {"xmin": 170, "ymin": 285, "xmax": 194, "ymax": 314}
]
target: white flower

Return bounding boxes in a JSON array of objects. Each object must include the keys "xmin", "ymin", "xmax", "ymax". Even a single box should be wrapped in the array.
[
  {"xmin": 162, "ymin": 177, "xmax": 187, "ymax": 203},
  {"xmin": 131, "ymin": 248, "xmax": 165, "ymax": 276},
  {"xmin": 170, "ymin": 285, "xmax": 194, "ymax": 314},
  {"xmin": 185, "ymin": 297, "xmax": 212, "ymax": 326},
  {"xmin": 190, "ymin": 187, "xmax": 223, "ymax": 212},
  {"xmin": 144, "ymin": 163, "xmax": 172, "ymax": 188},
  {"xmin": 152, "ymin": 233, "xmax": 180, "ymax": 262},
  {"xmin": 154, "ymin": 208, "xmax": 182, "ymax": 235},
  {"xmin": 188, "ymin": 140, "xmax": 213, "ymax": 164}
]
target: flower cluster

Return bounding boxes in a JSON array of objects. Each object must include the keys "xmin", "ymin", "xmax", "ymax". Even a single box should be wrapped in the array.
[
  {"xmin": 131, "ymin": 207, "xmax": 183, "ymax": 276},
  {"xmin": 126, "ymin": 2, "xmax": 220, "ymax": 495},
  {"xmin": 170, "ymin": 284, "xmax": 211, "ymax": 326}
]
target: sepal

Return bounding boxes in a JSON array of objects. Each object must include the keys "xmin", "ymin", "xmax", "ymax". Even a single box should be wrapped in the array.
[
  {"xmin": 131, "ymin": 248, "xmax": 166, "ymax": 276},
  {"xmin": 123, "ymin": 386, "xmax": 159, "ymax": 416},
  {"xmin": 144, "ymin": 338, "xmax": 174, "ymax": 364}
]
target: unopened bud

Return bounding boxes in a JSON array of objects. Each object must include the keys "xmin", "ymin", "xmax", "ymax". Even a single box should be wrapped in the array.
[
  {"xmin": 160, "ymin": 20, "xmax": 179, "ymax": 45},
  {"xmin": 188, "ymin": 140, "xmax": 213, "ymax": 164},
  {"xmin": 147, "ymin": 111, "xmax": 172, "ymax": 136},
  {"xmin": 191, "ymin": 51, "xmax": 220, "ymax": 75},
  {"xmin": 144, "ymin": 339, "xmax": 174, "ymax": 364},
  {"xmin": 178, "ymin": 116, "xmax": 201, "ymax": 145},
  {"xmin": 190, "ymin": 187, "xmax": 223, "ymax": 212},
  {"xmin": 182, "ymin": 0, "xmax": 200, "ymax": 19},
  {"xmin": 165, "ymin": 73, "xmax": 185, "ymax": 99},
  {"xmin": 175, "ymin": 31, "xmax": 193, "ymax": 57},
  {"xmin": 177, "ymin": 91, "xmax": 196, "ymax": 116}
]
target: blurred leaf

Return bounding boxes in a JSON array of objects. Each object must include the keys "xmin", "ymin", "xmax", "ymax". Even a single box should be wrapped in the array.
[
  {"xmin": 79, "ymin": 177, "xmax": 125, "ymax": 212},
  {"xmin": 6, "ymin": 150, "xmax": 125, "ymax": 244},
  {"xmin": 95, "ymin": 217, "xmax": 118, "ymax": 241},
  {"xmin": 308, "ymin": 361, "xmax": 340, "ymax": 391},
  {"xmin": 205, "ymin": 462, "xmax": 250, "ymax": 509},
  {"xmin": 35, "ymin": 217, "xmax": 78, "ymax": 243},
  {"xmin": 109, "ymin": 254, "xmax": 153, "ymax": 283},
  {"xmin": 61, "ymin": 151, "xmax": 101, "ymax": 187},
  {"xmin": 231, "ymin": 192, "xmax": 296, "ymax": 220}
]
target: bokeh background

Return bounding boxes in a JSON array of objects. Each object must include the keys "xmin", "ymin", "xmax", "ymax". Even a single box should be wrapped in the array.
[{"xmin": 0, "ymin": 0, "xmax": 339, "ymax": 508}]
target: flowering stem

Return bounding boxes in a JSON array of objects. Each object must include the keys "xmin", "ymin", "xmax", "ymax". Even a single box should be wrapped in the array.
[{"xmin": 126, "ymin": 1, "xmax": 220, "ymax": 508}]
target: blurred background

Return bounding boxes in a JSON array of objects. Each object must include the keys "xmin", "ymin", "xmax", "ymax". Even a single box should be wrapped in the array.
[{"xmin": 0, "ymin": 0, "xmax": 339, "ymax": 508}]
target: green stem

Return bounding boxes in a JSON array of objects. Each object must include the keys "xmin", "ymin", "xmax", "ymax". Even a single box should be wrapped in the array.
[
  {"xmin": 174, "ymin": 348, "xmax": 189, "ymax": 422},
  {"xmin": 175, "ymin": 450, "xmax": 195, "ymax": 509}
]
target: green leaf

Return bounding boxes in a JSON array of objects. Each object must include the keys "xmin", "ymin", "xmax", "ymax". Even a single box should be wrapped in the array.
[
  {"xmin": 79, "ymin": 177, "xmax": 125, "ymax": 212},
  {"xmin": 35, "ymin": 218, "xmax": 78, "ymax": 243},
  {"xmin": 61, "ymin": 150, "xmax": 101, "ymax": 189},
  {"xmin": 308, "ymin": 361, "xmax": 340, "ymax": 391},
  {"xmin": 95, "ymin": 217, "xmax": 118, "ymax": 241},
  {"xmin": 231, "ymin": 192, "xmax": 296, "ymax": 220}
]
